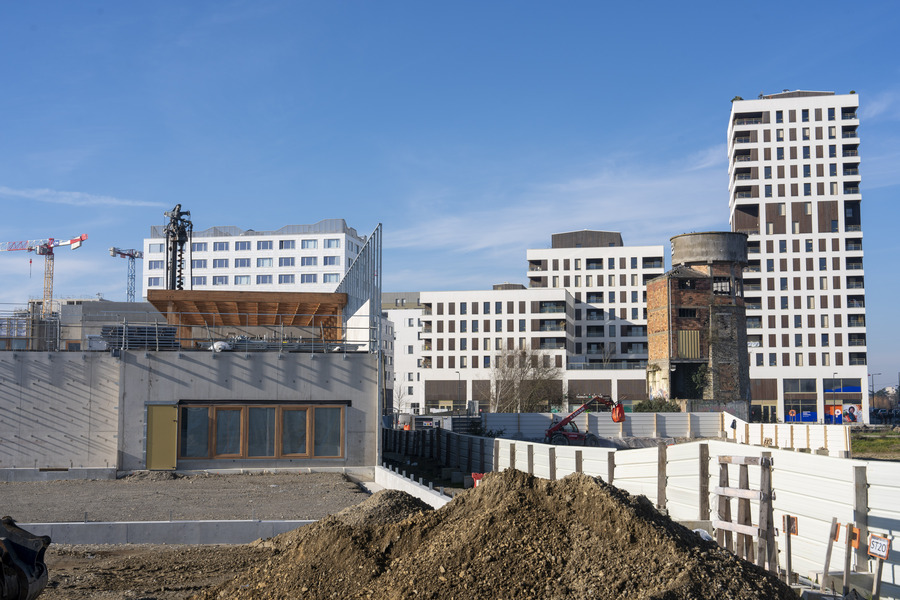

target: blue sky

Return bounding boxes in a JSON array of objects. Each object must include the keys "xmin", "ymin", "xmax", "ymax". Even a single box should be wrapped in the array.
[{"xmin": 1, "ymin": 2, "xmax": 899, "ymax": 386}]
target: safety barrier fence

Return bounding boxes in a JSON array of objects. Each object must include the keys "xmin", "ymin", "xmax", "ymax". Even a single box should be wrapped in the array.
[{"xmin": 382, "ymin": 427, "xmax": 900, "ymax": 598}]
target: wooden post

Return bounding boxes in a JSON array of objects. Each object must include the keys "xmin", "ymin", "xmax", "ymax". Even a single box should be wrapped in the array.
[
  {"xmin": 789, "ymin": 425, "xmax": 794, "ymax": 449},
  {"xmin": 653, "ymin": 412, "xmax": 658, "ymax": 438},
  {"xmin": 737, "ymin": 463, "xmax": 752, "ymax": 561},
  {"xmin": 548, "ymin": 447, "xmax": 556, "ymax": 481},
  {"xmin": 527, "ymin": 444, "xmax": 534, "ymax": 475},
  {"xmin": 479, "ymin": 439, "xmax": 485, "ymax": 473},
  {"xmin": 842, "ymin": 523, "xmax": 853, "ymax": 596},
  {"xmin": 717, "ymin": 462, "xmax": 733, "ymax": 551},
  {"xmin": 853, "ymin": 466, "xmax": 868, "ymax": 572},
  {"xmin": 699, "ymin": 443, "xmax": 709, "ymax": 520},
  {"xmin": 872, "ymin": 556, "xmax": 885, "ymax": 600},
  {"xmin": 821, "ymin": 517, "xmax": 839, "ymax": 592},
  {"xmin": 657, "ymin": 440, "xmax": 667, "ymax": 511},
  {"xmin": 757, "ymin": 452, "xmax": 776, "ymax": 573},
  {"xmin": 493, "ymin": 438, "xmax": 500, "ymax": 471},
  {"xmin": 744, "ymin": 423, "xmax": 749, "ymax": 445},
  {"xmin": 607, "ymin": 451, "xmax": 615, "ymax": 485},
  {"xmin": 575, "ymin": 450, "xmax": 583, "ymax": 474},
  {"xmin": 509, "ymin": 443, "xmax": 516, "ymax": 471},
  {"xmin": 784, "ymin": 515, "xmax": 793, "ymax": 584}
]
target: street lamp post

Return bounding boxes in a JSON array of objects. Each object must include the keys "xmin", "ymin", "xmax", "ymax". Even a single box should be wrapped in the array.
[
  {"xmin": 869, "ymin": 372, "xmax": 881, "ymax": 404},
  {"xmin": 832, "ymin": 372, "xmax": 838, "ymax": 424}
]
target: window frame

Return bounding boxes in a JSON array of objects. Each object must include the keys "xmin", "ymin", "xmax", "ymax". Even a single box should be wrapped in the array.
[{"xmin": 177, "ymin": 404, "xmax": 344, "ymax": 460}]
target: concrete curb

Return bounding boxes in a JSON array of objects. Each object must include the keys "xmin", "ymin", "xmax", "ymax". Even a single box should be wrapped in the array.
[{"xmin": 21, "ymin": 520, "xmax": 315, "ymax": 545}]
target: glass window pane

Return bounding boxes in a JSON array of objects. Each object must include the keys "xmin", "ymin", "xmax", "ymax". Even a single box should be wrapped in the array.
[
  {"xmin": 248, "ymin": 407, "xmax": 276, "ymax": 457},
  {"xmin": 180, "ymin": 407, "xmax": 209, "ymax": 458},
  {"xmin": 313, "ymin": 407, "xmax": 342, "ymax": 457},
  {"xmin": 215, "ymin": 409, "xmax": 242, "ymax": 455},
  {"xmin": 282, "ymin": 409, "xmax": 308, "ymax": 455}
]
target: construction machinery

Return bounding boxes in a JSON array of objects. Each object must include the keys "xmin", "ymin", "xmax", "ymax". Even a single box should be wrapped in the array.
[
  {"xmin": 109, "ymin": 247, "xmax": 144, "ymax": 302},
  {"xmin": 0, "ymin": 234, "xmax": 88, "ymax": 317},
  {"xmin": 543, "ymin": 394, "xmax": 624, "ymax": 446},
  {"xmin": 163, "ymin": 205, "xmax": 192, "ymax": 290},
  {"xmin": 0, "ymin": 517, "xmax": 50, "ymax": 600}
]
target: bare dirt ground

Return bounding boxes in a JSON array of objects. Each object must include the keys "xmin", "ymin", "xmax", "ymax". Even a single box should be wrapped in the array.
[{"xmin": 0, "ymin": 472, "xmax": 372, "ymax": 600}]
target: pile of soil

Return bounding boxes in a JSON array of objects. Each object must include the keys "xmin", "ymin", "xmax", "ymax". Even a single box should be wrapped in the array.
[{"xmin": 197, "ymin": 470, "xmax": 795, "ymax": 600}]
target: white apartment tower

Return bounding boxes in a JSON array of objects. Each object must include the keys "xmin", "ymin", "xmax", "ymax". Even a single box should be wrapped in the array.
[
  {"xmin": 142, "ymin": 219, "xmax": 366, "ymax": 298},
  {"xmin": 728, "ymin": 91, "xmax": 867, "ymax": 423}
]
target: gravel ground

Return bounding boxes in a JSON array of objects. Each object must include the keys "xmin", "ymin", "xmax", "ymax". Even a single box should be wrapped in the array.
[{"xmin": 0, "ymin": 471, "xmax": 370, "ymax": 523}]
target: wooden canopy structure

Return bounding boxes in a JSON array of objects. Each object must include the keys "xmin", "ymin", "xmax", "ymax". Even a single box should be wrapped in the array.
[{"xmin": 147, "ymin": 290, "xmax": 348, "ymax": 346}]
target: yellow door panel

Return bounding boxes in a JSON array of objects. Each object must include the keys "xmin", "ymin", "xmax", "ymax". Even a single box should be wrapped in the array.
[{"xmin": 147, "ymin": 405, "xmax": 178, "ymax": 470}]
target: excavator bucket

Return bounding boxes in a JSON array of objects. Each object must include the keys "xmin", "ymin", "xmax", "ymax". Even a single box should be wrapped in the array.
[
  {"xmin": 0, "ymin": 517, "xmax": 50, "ymax": 600},
  {"xmin": 611, "ymin": 404, "xmax": 625, "ymax": 423}
]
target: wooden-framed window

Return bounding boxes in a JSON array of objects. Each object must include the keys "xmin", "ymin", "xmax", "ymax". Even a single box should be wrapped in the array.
[{"xmin": 178, "ymin": 404, "xmax": 344, "ymax": 460}]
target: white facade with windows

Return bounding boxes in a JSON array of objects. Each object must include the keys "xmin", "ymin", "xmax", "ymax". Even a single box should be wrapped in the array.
[
  {"xmin": 526, "ymin": 232, "xmax": 665, "ymax": 367},
  {"xmin": 142, "ymin": 219, "xmax": 366, "ymax": 297},
  {"xmin": 383, "ymin": 233, "xmax": 663, "ymax": 414},
  {"xmin": 728, "ymin": 91, "xmax": 868, "ymax": 423}
]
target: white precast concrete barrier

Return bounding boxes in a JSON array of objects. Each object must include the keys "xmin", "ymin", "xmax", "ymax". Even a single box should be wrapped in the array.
[{"xmin": 385, "ymin": 427, "xmax": 898, "ymax": 599}]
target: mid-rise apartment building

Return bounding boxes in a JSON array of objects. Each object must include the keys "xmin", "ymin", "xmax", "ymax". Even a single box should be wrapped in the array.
[
  {"xmin": 142, "ymin": 219, "xmax": 366, "ymax": 298},
  {"xmin": 526, "ymin": 231, "xmax": 665, "ymax": 367},
  {"xmin": 385, "ymin": 232, "xmax": 664, "ymax": 414},
  {"xmin": 728, "ymin": 90, "xmax": 867, "ymax": 422}
]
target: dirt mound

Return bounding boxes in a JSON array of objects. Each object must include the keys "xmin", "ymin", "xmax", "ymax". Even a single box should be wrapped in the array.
[{"xmin": 197, "ymin": 470, "xmax": 794, "ymax": 600}]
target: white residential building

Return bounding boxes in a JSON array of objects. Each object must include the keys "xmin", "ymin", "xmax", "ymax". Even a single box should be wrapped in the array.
[
  {"xmin": 384, "ymin": 231, "xmax": 665, "ymax": 414},
  {"xmin": 142, "ymin": 219, "xmax": 366, "ymax": 298},
  {"xmin": 728, "ymin": 90, "xmax": 868, "ymax": 423},
  {"xmin": 526, "ymin": 231, "xmax": 665, "ymax": 367}
]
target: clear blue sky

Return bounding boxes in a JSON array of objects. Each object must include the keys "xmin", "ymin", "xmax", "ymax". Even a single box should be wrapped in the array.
[{"xmin": 1, "ymin": 2, "xmax": 898, "ymax": 386}]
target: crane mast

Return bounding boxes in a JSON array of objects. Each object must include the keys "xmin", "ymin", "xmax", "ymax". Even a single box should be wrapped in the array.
[
  {"xmin": 109, "ymin": 247, "xmax": 144, "ymax": 302},
  {"xmin": 0, "ymin": 234, "xmax": 88, "ymax": 317}
]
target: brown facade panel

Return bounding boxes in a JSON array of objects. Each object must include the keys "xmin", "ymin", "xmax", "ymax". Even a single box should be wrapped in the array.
[
  {"xmin": 472, "ymin": 380, "xmax": 491, "ymax": 402},
  {"xmin": 425, "ymin": 380, "xmax": 467, "ymax": 402},
  {"xmin": 567, "ymin": 379, "xmax": 613, "ymax": 398},
  {"xmin": 617, "ymin": 379, "xmax": 648, "ymax": 401}
]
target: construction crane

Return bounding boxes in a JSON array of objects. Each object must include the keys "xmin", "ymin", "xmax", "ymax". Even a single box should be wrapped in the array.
[
  {"xmin": 109, "ymin": 247, "xmax": 143, "ymax": 302},
  {"xmin": 0, "ymin": 234, "xmax": 88, "ymax": 317}
]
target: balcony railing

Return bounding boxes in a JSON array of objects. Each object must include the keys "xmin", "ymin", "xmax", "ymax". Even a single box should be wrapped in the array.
[
  {"xmin": 846, "ymin": 225, "xmax": 861, "ymax": 232},
  {"xmin": 844, "ymin": 168, "xmax": 859, "ymax": 176},
  {"xmin": 745, "ymin": 284, "xmax": 762, "ymax": 291},
  {"xmin": 848, "ymin": 300, "xmax": 865, "ymax": 308},
  {"xmin": 850, "ymin": 357, "xmax": 867, "ymax": 366},
  {"xmin": 842, "ymin": 112, "xmax": 858, "ymax": 120},
  {"xmin": 735, "ymin": 191, "xmax": 753, "ymax": 198},
  {"xmin": 846, "ymin": 243, "xmax": 862, "ymax": 251},
  {"xmin": 847, "ymin": 282, "xmax": 864, "ymax": 289},
  {"xmin": 846, "ymin": 263, "xmax": 864, "ymax": 270},
  {"xmin": 734, "ymin": 155, "xmax": 752, "ymax": 162},
  {"xmin": 735, "ymin": 173, "xmax": 752, "ymax": 180},
  {"xmin": 745, "ymin": 303, "xmax": 762, "ymax": 310},
  {"xmin": 733, "ymin": 136, "xmax": 751, "ymax": 144},
  {"xmin": 744, "ymin": 265, "xmax": 760, "ymax": 272},
  {"xmin": 849, "ymin": 339, "xmax": 867, "ymax": 346},
  {"xmin": 843, "ymin": 150, "xmax": 859, "ymax": 157},
  {"xmin": 539, "ymin": 325, "xmax": 565, "ymax": 332},
  {"xmin": 842, "ymin": 132, "xmax": 858, "ymax": 139},
  {"xmin": 734, "ymin": 118, "xmax": 762, "ymax": 125},
  {"xmin": 844, "ymin": 187, "xmax": 860, "ymax": 194}
]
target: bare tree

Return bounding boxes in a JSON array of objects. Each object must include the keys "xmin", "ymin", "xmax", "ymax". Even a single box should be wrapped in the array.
[
  {"xmin": 393, "ymin": 385, "xmax": 412, "ymax": 414},
  {"xmin": 489, "ymin": 347, "xmax": 564, "ymax": 413}
]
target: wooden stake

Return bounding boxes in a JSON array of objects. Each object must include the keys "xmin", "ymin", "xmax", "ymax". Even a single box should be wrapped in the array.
[{"xmin": 821, "ymin": 517, "xmax": 839, "ymax": 592}]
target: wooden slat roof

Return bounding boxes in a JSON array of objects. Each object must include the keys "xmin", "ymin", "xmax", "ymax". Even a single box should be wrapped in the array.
[{"xmin": 147, "ymin": 290, "xmax": 347, "ymax": 328}]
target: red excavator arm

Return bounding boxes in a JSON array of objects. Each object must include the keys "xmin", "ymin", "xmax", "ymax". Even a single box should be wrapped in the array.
[{"xmin": 546, "ymin": 394, "xmax": 623, "ymax": 439}]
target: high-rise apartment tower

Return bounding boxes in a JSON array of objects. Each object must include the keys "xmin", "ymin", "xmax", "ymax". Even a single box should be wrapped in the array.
[{"xmin": 728, "ymin": 90, "xmax": 867, "ymax": 423}]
